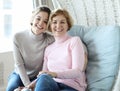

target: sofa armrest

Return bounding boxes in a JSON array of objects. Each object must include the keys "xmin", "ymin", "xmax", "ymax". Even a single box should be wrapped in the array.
[{"xmin": 112, "ymin": 65, "xmax": 120, "ymax": 91}]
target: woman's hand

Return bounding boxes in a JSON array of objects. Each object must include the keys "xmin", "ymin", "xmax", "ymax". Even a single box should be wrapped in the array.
[
  {"xmin": 47, "ymin": 71, "xmax": 57, "ymax": 78},
  {"xmin": 37, "ymin": 71, "xmax": 47, "ymax": 77},
  {"xmin": 37, "ymin": 71, "xmax": 57, "ymax": 78},
  {"xmin": 26, "ymin": 80, "xmax": 36, "ymax": 90}
]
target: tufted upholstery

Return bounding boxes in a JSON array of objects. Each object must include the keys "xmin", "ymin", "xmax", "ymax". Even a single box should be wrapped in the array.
[{"xmin": 51, "ymin": 0, "xmax": 120, "ymax": 26}]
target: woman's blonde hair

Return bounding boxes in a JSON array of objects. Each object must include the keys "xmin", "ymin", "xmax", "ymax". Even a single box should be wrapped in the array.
[
  {"xmin": 48, "ymin": 9, "xmax": 73, "ymax": 32},
  {"xmin": 30, "ymin": 6, "xmax": 51, "ymax": 25}
]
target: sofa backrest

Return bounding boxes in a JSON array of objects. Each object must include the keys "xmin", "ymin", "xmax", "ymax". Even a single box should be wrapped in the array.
[{"xmin": 68, "ymin": 25, "xmax": 120, "ymax": 91}]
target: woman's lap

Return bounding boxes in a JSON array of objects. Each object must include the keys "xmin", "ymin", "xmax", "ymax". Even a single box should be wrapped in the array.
[
  {"xmin": 34, "ymin": 74, "xmax": 77, "ymax": 91},
  {"xmin": 6, "ymin": 72, "xmax": 24, "ymax": 91},
  {"xmin": 6, "ymin": 72, "xmax": 77, "ymax": 91},
  {"xmin": 34, "ymin": 73, "xmax": 59, "ymax": 91}
]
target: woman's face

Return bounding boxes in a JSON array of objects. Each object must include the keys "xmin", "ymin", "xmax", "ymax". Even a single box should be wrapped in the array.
[
  {"xmin": 50, "ymin": 15, "xmax": 68, "ymax": 37},
  {"xmin": 31, "ymin": 11, "xmax": 49, "ymax": 35}
]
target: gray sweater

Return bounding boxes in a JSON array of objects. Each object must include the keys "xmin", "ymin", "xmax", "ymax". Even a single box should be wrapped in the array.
[{"xmin": 13, "ymin": 30, "xmax": 54, "ymax": 86}]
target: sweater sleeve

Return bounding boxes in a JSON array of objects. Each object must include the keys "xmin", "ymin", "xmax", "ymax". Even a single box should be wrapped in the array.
[
  {"xmin": 56, "ymin": 37, "xmax": 85, "ymax": 79},
  {"xmin": 13, "ymin": 34, "xmax": 31, "ymax": 86},
  {"xmin": 42, "ymin": 51, "xmax": 48, "ymax": 71}
]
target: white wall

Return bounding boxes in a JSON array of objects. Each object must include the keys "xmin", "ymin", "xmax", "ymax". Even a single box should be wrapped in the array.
[{"xmin": 0, "ymin": 51, "xmax": 14, "ymax": 91}]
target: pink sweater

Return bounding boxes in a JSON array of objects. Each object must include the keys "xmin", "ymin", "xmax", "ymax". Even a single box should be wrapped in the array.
[{"xmin": 43, "ymin": 33, "xmax": 87, "ymax": 91}]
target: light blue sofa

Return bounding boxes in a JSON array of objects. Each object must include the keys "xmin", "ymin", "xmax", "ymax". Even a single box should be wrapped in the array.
[{"xmin": 68, "ymin": 25, "xmax": 120, "ymax": 91}]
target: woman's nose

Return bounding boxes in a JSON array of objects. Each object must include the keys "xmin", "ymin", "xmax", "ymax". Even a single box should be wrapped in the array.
[
  {"xmin": 38, "ymin": 21, "xmax": 43, "ymax": 26},
  {"xmin": 56, "ymin": 23, "xmax": 61, "ymax": 28}
]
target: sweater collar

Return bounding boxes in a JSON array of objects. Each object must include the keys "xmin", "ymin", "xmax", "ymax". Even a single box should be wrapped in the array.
[
  {"xmin": 29, "ymin": 30, "xmax": 44, "ymax": 41},
  {"xmin": 54, "ymin": 33, "xmax": 70, "ymax": 44}
]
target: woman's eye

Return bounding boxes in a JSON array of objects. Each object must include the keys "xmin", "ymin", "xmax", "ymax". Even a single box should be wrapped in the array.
[
  {"xmin": 52, "ymin": 21, "xmax": 57, "ymax": 24},
  {"xmin": 36, "ymin": 18, "xmax": 40, "ymax": 21},
  {"xmin": 44, "ymin": 21, "xmax": 48, "ymax": 24},
  {"xmin": 61, "ymin": 22, "xmax": 65, "ymax": 24}
]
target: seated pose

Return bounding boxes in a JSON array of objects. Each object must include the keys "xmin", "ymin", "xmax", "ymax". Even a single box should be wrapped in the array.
[
  {"xmin": 28, "ymin": 8, "xmax": 87, "ymax": 91},
  {"xmin": 6, "ymin": 6, "xmax": 54, "ymax": 91}
]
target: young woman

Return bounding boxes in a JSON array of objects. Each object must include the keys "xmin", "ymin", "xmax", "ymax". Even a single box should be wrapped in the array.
[
  {"xmin": 29, "ymin": 9, "xmax": 87, "ymax": 91},
  {"xmin": 6, "ymin": 6, "xmax": 54, "ymax": 91}
]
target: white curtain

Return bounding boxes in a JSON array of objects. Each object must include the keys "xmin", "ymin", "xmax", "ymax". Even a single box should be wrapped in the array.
[
  {"xmin": 32, "ymin": 0, "xmax": 40, "ymax": 8},
  {"xmin": 33, "ymin": 0, "xmax": 54, "ymax": 9}
]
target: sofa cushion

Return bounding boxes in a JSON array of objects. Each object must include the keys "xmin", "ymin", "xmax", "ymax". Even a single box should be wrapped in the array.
[{"xmin": 68, "ymin": 25, "xmax": 120, "ymax": 90}]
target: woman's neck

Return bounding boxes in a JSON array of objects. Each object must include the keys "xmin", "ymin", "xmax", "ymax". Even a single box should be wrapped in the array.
[{"xmin": 54, "ymin": 33, "xmax": 69, "ymax": 44}]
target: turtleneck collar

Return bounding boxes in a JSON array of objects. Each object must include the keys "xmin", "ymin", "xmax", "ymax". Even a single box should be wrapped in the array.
[
  {"xmin": 29, "ymin": 30, "xmax": 44, "ymax": 41},
  {"xmin": 54, "ymin": 33, "xmax": 70, "ymax": 44}
]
